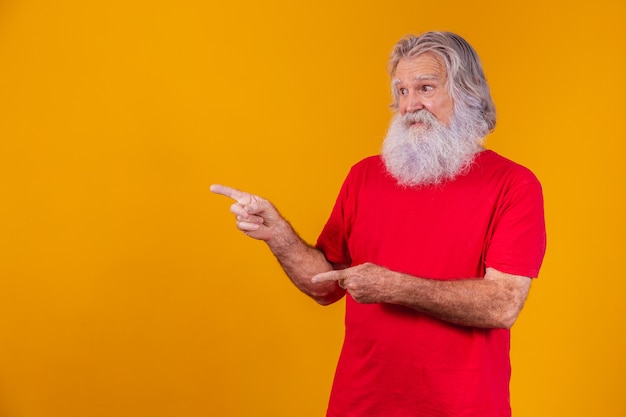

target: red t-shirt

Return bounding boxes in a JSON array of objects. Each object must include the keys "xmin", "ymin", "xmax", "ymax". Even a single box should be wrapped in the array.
[{"xmin": 316, "ymin": 150, "xmax": 546, "ymax": 417}]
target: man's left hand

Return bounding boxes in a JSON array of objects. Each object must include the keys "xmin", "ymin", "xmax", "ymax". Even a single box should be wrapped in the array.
[{"xmin": 312, "ymin": 263, "xmax": 391, "ymax": 304}]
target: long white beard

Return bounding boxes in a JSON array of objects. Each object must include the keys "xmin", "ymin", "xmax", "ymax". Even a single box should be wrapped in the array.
[{"xmin": 381, "ymin": 105, "xmax": 486, "ymax": 187}]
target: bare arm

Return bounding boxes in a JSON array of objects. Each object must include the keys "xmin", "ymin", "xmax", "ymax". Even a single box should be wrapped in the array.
[
  {"xmin": 312, "ymin": 263, "xmax": 532, "ymax": 328},
  {"xmin": 211, "ymin": 184, "xmax": 346, "ymax": 305}
]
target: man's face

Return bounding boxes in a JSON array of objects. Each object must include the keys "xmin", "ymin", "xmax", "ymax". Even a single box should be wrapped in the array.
[
  {"xmin": 393, "ymin": 53, "xmax": 454, "ymax": 126},
  {"xmin": 383, "ymin": 53, "xmax": 485, "ymax": 187}
]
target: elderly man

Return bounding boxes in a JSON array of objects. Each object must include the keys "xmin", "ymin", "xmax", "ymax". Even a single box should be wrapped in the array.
[{"xmin": 212, "ymin": 31, "xmax": 546, "ymax": 417}]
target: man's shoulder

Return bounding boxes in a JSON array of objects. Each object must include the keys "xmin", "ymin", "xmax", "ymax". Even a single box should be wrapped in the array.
[
  {"xmin": 347, "ymin": 155, "xmax": 386, "ymax": 176},
  {"xmin": 341, "ymin": 155, "xmax": 393, "ymax": 190},
  {"xmin": 352, "ymin": 154, "xmax": 383, "ymax": 168},
  {"xmin": 477, "ymin": 150, "xmax": 541, "ymax": 186}
]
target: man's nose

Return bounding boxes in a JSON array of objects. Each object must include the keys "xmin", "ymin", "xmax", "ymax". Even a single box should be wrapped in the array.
[{"xmin": 404, "ymin": 93, "xmax": 424, "ymax": 113}]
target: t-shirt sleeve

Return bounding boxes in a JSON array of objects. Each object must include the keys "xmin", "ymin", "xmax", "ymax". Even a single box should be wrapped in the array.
[
  {"xmin": 316, "ymin": 172, "xmax": 353, "ymax": 266},
  {"xmin": 485, "ymin": 171, "xmax": 547, "ymax": 278}
]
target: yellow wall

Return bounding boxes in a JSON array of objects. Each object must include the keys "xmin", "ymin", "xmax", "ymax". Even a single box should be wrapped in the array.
[{"xmin": 0, "ymin": 0, "xmax": 624, "ymax": 416}]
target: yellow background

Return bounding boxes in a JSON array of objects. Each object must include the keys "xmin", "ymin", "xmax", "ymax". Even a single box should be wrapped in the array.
[{"xmin": 0, "ymin": 0, "xmax": 624, "ymax": 416}]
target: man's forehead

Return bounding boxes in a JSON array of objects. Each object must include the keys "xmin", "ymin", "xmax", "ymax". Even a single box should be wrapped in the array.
[{"xmin": 394, "ymin": 53, "xmax": 447, "ymax": 82}]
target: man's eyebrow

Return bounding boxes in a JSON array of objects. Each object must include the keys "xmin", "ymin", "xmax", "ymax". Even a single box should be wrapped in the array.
[
  {"xmin": 392, "ymin": 74, "xmax": 441, "ymax": 86},
  {"xmin": 411, "ymin": 74, "xmax": 442, "ymax": 83}
]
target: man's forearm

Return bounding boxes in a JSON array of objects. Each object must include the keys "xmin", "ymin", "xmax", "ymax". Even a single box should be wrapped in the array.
[
  {"xmin": 384, "ymin": 268, "xmax": 531, "ymax": 328},
  {"xmin": 266, "ymin": 219, "xmax": 345, "ymax": 305},
  {"xmin": 313, "ymin": 263, "xmax": 531, "ymax": 328}
]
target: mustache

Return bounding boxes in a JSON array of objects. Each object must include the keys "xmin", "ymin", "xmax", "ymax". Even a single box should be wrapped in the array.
[{"xmin": 401, "ymin": 110, "xmax": 438, "ymax": 128}]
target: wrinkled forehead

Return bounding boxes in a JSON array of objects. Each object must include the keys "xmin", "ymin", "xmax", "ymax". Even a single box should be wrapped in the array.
[{"xmin": 392, "ymin": 52, "xmax": 448, "ymax": 85}]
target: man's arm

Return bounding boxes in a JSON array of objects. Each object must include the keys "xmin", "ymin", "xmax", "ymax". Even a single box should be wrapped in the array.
[
  {"xmin": 211, "ymin": 184, "xmax": 346, "ymax": 305},
  {"xmin": 312, "ymin": 263, "xmax": 531, "ymax": 328}
]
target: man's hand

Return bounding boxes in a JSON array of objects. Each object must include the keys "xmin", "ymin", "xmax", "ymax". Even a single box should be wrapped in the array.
[
  {"xmin": 312, "ymin": 263, "xmax": 391, "ymax": 304},
  {"xmin": 210, "ymin": 184, "xmax": 282, "ymax": 242},
  {"xmin": 211, "ymin": 183, "xmax": 344, "ymax": 305}
]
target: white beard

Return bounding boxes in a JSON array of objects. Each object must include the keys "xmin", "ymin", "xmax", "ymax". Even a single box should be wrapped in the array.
[{"xmin": 381, "ymin": 104, "xmax": 486, "ymax": 187}]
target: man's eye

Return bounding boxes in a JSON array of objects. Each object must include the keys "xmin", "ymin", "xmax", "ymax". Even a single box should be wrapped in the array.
[
  {"xmin": 421, "ymin": 85, "xmax": 434, "ymax": 92},
  {"xmin": 399, "ymin": 88, "xmax": 408, "ymax": 95}
]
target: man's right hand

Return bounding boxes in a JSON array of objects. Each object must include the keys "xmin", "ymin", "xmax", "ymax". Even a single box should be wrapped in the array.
[
  {"xmin": 211, "ymin": 183, "xmax": 345, "ymax": 305},
  {"xmin": 210, "ymin": 184, "xmax": 283, "ymax": 242}
]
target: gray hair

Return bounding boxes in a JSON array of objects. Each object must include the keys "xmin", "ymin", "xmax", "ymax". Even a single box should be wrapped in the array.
[{"xmin": 388, "ymin": 31, "xmax": 496, "ymax": 133}]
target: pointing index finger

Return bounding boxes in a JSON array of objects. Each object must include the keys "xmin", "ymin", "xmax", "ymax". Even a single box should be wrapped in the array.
[
  {"xmin": 210, "ymin": 184, "xmax": 249, "ymax": 204},
  {"xmin": 311, "ymin": 270, "xmax": 342, "ymax": 284}
]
